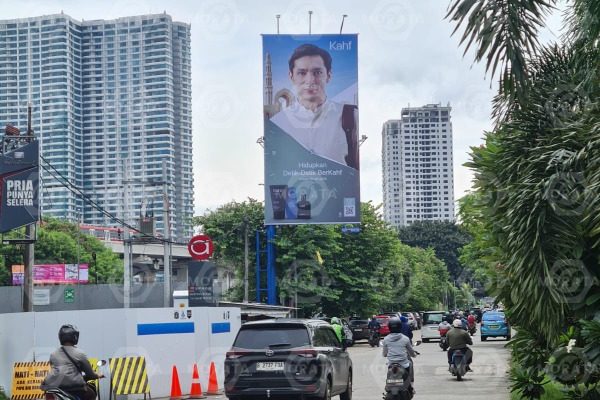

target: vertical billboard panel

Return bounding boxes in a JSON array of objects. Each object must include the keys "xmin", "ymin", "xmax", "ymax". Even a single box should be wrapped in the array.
[
  {"xmin": 0, "ymin": 140, "xmax": 40, "ymax": 232},
  {"xmin": 263, "ymin": 34, "xmax": 360, "ymax": 225}
]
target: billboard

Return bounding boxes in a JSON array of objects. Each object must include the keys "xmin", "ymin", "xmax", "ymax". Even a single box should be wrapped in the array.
[
  {"xmin": 0, "ymin": 140, "xmax": 40, "ymax": 232},
  {"xmin": 263, "ymin": 34, "xmax": 360, "ymax": 225},
  {"xmin": 12, "ymin": 263, "xmax": 89, "ymax": 285}
]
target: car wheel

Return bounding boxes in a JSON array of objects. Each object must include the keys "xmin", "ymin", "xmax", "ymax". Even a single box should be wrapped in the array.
[
  {"xmin": 340, "ymin": 372, "xmax": 352, "ymax": 400},
  {"xmin": 481, "ymin": 336, "xmax": 487, "ymax": 341},
  {"xmin": 321, "ymin": 378, "xmax": 332, "ymax": 400}
]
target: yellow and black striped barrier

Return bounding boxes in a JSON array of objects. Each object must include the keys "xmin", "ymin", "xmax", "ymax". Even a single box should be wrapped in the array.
[
  {"xmin": 10, "ymin": 361, "xmax": 50, "ymax": 400},
  {"xmin": 109, "ymin": 357, "xmax": 151, "ymax": 400}
]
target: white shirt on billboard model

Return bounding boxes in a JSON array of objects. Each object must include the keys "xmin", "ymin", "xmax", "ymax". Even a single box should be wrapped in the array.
[{"xmin": 271, "ymin": 99, "xmax": 349, "ymax": 166}]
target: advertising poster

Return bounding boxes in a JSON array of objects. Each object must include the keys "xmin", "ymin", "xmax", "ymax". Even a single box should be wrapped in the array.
[
  {"xmin": 188, "ymin": 261, "xmax": 217, "ymax": 307},
  {"xmin": 262, "ymin": 34, "xmax": 360, "ymax": 225},
  {"xmin": 11, "ymin": 264, "xmax": 89, "ymax": 285},
  {"xmin": 0, "ymin": 140, "xmax": 39, "ymax": 232}
]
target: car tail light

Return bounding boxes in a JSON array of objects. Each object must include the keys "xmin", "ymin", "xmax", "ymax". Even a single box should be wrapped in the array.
[
  {"xmin": 226, "ymin": 351, "xmax": 250, "ymax": 359},
  {"xmin": 291, "ymin": 349, "xmax": 318, "ymax": 358}
]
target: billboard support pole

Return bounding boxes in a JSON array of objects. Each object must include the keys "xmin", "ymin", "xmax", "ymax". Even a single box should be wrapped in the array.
[{"xmin": 266, "ymin": 225, "xmax": 276, "ymax": 305}]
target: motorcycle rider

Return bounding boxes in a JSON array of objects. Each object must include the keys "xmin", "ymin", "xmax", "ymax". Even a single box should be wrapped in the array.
[
  {"xmin": 438, "ymin": 318, "xmax": 451, "ymax": 337},
  {"xmin": 330, "ymin": 317, "xmax": 345, "ymax": 343},
  {"xmin": 467, "ymin": 312, "xmax": 477, "ymax": 332},
  {"xmin": 383, "ymin": 318, "xmax": 417, "ymax": 395},
  {"xmin": 367, "ymin": 316, "xmax": 381, "ymax": 341},
  {"xmin": 447, "ymin": 319, "xmax": 474, "ymax": 372},
  {"xmin": 41, "ymin": 325, "xmax": 103, "ymax": 400},
  {"xmin": 399, "ymin": 316, "xmax": 413, "ymax": 340}
]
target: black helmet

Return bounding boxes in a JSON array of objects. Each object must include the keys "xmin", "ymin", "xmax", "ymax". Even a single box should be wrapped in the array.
[
  {"xmin": 388, "ymin": 318, "xmax": 402, "ymax": 333},
  {"xmin": 58, "ymin": 325, "xmax": 79, "ymax": 345}
]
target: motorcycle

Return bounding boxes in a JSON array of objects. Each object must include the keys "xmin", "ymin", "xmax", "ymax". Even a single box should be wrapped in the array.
[
  {"xmin": 44, "ymin": 360, "xmax": 106, "ymax": 400},
  {"xmin": 383, "ymin": 341, "xmax": 421, "ymax": 400},
  {"xmin": 439, "ymin": 334, "xmax": 449, "ymax": 351},
  {"xmin": 468, "ymin": 322, "xmax": 477, "ymax": 336},
  {"xmin": 369, "ymin": 329, "xmax": 381, "ymax": 347},
  {"xmin": 449, "ymin": 349, "xmax": 469, "ymax": 381}
]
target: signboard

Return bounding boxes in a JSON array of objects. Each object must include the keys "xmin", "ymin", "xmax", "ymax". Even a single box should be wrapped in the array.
[
  {"xmin": 0, "ymin": 140, "xmax": 39, "ymax": 233},
  {"xmin": 188, "ymin": 261, "xmax": 217, "ymax": 307},
  {"xmin": 187, "ymin": 234, "xmax": 214, "ymax": 261},
  {"xmin": 263, "ymin": 34, "xmax": 360, "ymax": 225},
  {"xmin": 33, "ymin": 289, "xmax": 50, "ymax": 306},
  {"xmin": 11, "ymin": 361, "xmax": 50, "ymax": 399},
  {"xmin": 11, "ymin": 264, "xmax": 24, "ymax": 285},
  {"xmin": 12, "ymin": 264, "xmax": 89, "ymax": 285},
  {"xmin": 64, "ymin": 287, "xmax": 75, "ymax": 303}
]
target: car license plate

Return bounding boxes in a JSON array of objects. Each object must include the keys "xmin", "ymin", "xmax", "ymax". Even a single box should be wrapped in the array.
[
  {"xmin": 355, "ymin": 328, "xmax": 363, "ymax": 332},
  {"xmin": 256, "ymin": 362, "xmax": 284, "ymax": 371},
  {"xmin": 489, "ymin": 324, "xmax": 499, "ymax": 329}
]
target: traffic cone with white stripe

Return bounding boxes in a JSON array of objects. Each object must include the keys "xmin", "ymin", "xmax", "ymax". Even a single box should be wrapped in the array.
[{"xmin": 189, "ymin": 363, "xmax": 205, "ymax": 399}]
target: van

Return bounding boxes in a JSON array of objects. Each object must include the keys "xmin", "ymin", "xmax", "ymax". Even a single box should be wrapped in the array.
[{"xmin": 420, "ymin": 311, "xmax": 446, "ymax": 342}]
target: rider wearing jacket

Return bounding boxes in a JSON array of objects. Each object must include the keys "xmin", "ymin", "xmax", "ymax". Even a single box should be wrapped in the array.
[
  {"xmin": 41, "ymin": 325, "xmax": 103, "ymax": 400},
  {"xmin": 330, "ymin": 317, "xmax": 345, "ymax": 343},
  {"xmin": 447, "ymin": 319, "xmax": 474, "ymax": 371},
  {"xmin": 383, "ymin": 317, "xmax": 417, "ymax": 392}
]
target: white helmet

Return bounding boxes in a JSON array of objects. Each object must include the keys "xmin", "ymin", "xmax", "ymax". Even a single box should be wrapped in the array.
[{"xmin": 453, "ymin": 319, "xmax": 463, "ymax": 328}]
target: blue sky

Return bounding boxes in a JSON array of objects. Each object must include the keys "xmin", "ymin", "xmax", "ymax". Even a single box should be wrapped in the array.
[{"xmin": 1, "ymin": 0, "xmax": 566, "ymax": 216}]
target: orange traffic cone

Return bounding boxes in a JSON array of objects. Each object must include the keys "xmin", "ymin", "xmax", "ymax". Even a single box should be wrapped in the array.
[
  {"xmin": 170, "ymin": 365, "xmax": 183, "ymax": 400},
  {"xmin": 189, "ymin": 364, "xmax": 205, "ymax": 399},
  {"xmin": 206, "ymin": 362, "xmax": 220, "ymax": 395}
]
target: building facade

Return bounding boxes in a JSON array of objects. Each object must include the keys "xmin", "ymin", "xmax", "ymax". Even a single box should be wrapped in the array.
[
  {"xmin": 0, "ymin": 13, "xmax": 193, "ymax": 240},
  {"xmin": 382, "ymin": 103, "xmax": 454, "ymax": 228}
]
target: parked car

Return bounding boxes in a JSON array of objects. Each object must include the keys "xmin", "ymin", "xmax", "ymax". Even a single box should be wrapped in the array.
[
  {"xmin": 481, "ymin": 311, "xmax": 511, "ymax": 341},
  {"xmin": 374, "ymin": 315, "xmax": 391, "ymax": 337},
  {"xmin": 348, "ymin": 319, "xmax": 370, "ymax": 341},
  {"xmin": 224, "ymin": 318, "xmax": 353, "ymax": 400},
  {"xmin": 420, "ymin": 311, "xmax": 446, "ymax": 342},
  {"xmin": 411, "ymin": 311, "xmax": 423, "ymax": 329}
]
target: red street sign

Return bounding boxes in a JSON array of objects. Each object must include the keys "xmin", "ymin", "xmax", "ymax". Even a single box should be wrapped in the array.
[{"xmin": 188, "ymin": 234, "xmax": 214, "ymax": 260}]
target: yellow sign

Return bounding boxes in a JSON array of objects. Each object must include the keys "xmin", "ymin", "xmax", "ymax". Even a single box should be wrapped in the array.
[
  {"xmin": 109, "ymin": 357, "xmax": 150, "ymax": 396},
  {"xmin": 10, "ymin": 362, "xmax": 50, "ymax": 400}
]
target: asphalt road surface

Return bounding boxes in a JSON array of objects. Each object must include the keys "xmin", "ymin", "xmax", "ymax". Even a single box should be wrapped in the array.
[
  {"xmin": 212, "ymin": 327, "xmax": 511, "ymax": 399},
  {"xmin": 349, "ymin": 328, "xmax": 511, "ymax": 400}
]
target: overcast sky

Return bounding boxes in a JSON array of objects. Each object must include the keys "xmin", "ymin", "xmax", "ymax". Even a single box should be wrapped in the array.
[{"xmin": 4, "ymin": 0, "xmax": 565, "ymax": 216}]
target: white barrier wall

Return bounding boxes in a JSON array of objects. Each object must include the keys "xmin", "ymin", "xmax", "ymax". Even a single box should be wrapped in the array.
[{"xmin": 0, "ymin": 307, "xmax": 241, "ymax": 398}]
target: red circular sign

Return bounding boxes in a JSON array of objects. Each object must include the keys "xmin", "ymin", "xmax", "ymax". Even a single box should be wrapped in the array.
[{"xmin": 188, "ymin": 234, "xmax": 214, "ymax": 260}]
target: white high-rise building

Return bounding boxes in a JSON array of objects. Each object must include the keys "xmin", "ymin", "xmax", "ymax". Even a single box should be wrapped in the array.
[
  {"xmin": 0, "ymin": 13, "xmax": 193, "ymax": 240},
  {"xmin": 382, "ymin": 103, "xmax": 455, "ymax": 228}
]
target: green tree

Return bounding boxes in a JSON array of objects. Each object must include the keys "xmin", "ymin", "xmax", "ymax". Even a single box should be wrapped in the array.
[
  {"xmin": 397, "ymin": 220, "xmax": 472, "ymax": 282},
  {"xmin": 448, "ymin": 0, "xmax": 600, "ymax": 396},
  {"xmin": 192, "ymin": 199, "xmax": 265, "ymax": 300},
  {"xmin": 0, "ymin": 219, "xmax": 123, "ymax": 285}
]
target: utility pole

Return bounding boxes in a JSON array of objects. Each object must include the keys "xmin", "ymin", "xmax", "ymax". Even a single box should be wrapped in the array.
[
  {"xmin": 23, "ymin": 103, "xmax": 35, "ymax": 312},
  {"xmin": 122, "ymin": 160, "xmax": 131, "ymax": 308},
  {"xmin": 162, "ymin": 159, "xmax": 172, "ymax": 307},
  {"xmin": 243, "ymin": 217, "xmax": 249, "ymax": 303}
]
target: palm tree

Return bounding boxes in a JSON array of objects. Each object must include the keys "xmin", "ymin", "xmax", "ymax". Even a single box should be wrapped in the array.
[{"xmin": 447, "ymin": 0, "xmax": 600, "ymax": 396}]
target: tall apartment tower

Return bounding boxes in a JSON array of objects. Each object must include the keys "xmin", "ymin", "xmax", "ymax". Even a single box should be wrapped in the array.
[
  {"xmin": 382, "ymin": 103, "xmax": 454, "ymax": 228},
  {"xmin": 0, "ymin": 13, "xmax": 193, "ymax": 240}
]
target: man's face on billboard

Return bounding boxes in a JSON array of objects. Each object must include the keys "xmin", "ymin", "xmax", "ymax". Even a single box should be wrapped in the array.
[{"xmin": 289, "ymin": 55, "xmax": 331, "ymax": 110}]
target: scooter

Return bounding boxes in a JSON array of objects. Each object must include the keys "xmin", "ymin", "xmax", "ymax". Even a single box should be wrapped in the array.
[
  {"xmin": 449, "ymin": 349, "xmax": 468, "ymax": 381},
  {"xmin": 439, "ymin": 334, "xmax": 449, "ymax": 351},
  {"xmin": 44, "ymin": 360, "xmax": 106, "ymax": 400},
  {"xmin": 369, "ymin": 329, "xmax": 381, "ymax": 347},
  {"xmin": 468, "ymin": 323, "xmax": 477, "ymax": 336},
  {"xmin": 383, "ymin": 341, "xmax": 421, "ymax": 400}
]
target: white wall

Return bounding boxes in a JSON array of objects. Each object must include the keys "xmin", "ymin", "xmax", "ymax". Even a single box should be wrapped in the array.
[{"xmin": 0, "ymin": 307, "xmax": 241, "ymax": 398}]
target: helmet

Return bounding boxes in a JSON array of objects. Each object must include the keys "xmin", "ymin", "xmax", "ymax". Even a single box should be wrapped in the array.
[
  {"xmin": 330, "ymin": 317, "xmax": 340, "ymax": 325},
  {"xmin": 458, "ymin": 311, "xmax": 464, "ymax": 317},
  {"xmin": 58, "ymin": 324, "xmax": 79, "ymax": 345},
  {"xmin": 388, "ymin": 318, "xmax": 402, "ymax": 333},
  {"xmin": 453, "ymin": 319, "xmax": 463, "ymax": 328},
  {"xmin": 400, "ymin": 316, "xmax": 408, "ymax": 323}
]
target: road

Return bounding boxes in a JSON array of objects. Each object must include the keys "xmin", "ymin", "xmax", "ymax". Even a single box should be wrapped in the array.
[
  {"xmin": 211, "ymin": 327, "xmax": 511, "ymax": 399},
  {"xmin": 349, "ymin": 328, "xmax": 511, "ymax": 399}
]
